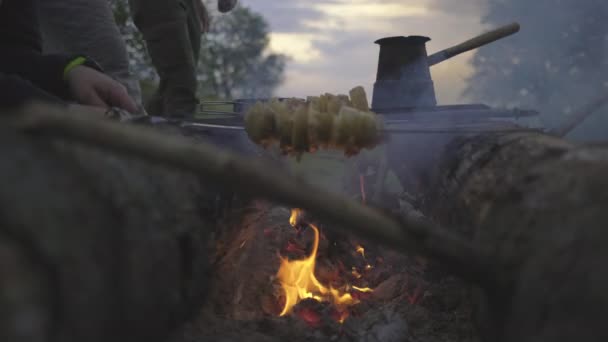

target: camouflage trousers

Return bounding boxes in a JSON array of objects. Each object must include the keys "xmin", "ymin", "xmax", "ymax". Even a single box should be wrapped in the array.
[
  {"xmin": 130, "ymin": 0, "xmax": 203, "ymax": 118},
  {"xmin": 39, "ymin": 0, "xmax": 204, "ymax": 118}
]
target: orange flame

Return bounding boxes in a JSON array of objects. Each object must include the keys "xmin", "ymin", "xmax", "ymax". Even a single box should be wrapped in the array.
[
  {"xmin": 352, "ymin": 285, "xmax": 373, "ymax": 293},
  {"xmin": 277, "ymin": 222, "xmax": 372, "ymax": 317},
  {"xmin": 289, "ymin": 208, "xmax": 303, "ymax": 227}
]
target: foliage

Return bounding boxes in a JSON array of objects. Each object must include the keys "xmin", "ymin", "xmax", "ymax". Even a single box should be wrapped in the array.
[
  {"xmin": 109, "ymin": 0, "xmax": 156, "ymax": 81},
  {"xmin": 197, "ymin": 5, "xmax": 287, "ymax": 99},
  {"xmin": 465, "ymin": 0, "xmax": 608, "ymax": 141}
]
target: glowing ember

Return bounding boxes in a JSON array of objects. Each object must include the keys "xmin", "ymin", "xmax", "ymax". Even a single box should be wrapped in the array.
[
  {"xmin": 297, "ymin": 307, "xmax": 322, "ymax": 327},
  {"xmin": 277, "ymin": 222, "xmax": 372, "ymax": 317},
  {"xmin": 352, "ymin": 285, "xmax": 373, "ymax": 293},
  {"xmin": 354, "ymin": 244, "xmax": 374, "ymax": 273},
  {"xmin": 285, "ymin": 240, "xmax": 306, "ymax": 255},
  {"xmin": 331, "ymin": 309, "xmax": 350, "ymax": 324}
]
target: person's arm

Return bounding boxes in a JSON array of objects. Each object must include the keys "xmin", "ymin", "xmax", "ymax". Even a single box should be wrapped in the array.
[
  {"xmin": 0, "ymin": 73, "xmax": 63, "ymax": 108},
  {"xmin": 0, "ymin": 0, "xmax": 137, "ymax": 111},
  {"xmin": 0, "ymin": 0, "xmax": 74, "ymax": 100}
]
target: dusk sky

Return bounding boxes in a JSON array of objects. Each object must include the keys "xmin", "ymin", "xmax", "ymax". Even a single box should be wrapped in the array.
[{"xmin": 239, "ymin": 0, "xmax": 489, "ymax": 104}]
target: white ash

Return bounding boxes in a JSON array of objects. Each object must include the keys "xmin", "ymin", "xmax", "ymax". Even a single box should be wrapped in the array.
[{"xmin": 341, "ymin": 304, "xmax": 413, "ymax": 342}]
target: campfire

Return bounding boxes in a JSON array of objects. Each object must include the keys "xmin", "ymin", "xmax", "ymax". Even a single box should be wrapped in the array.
[
  {"xmin": 276, "ymin": 209, "xmax": 373, "ymax": 323},
  {"xmin": 191, "ymin": 200, "xmax": 476, "ymax": 341}
]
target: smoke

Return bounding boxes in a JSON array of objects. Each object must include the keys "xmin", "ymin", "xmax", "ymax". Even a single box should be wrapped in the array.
[{"xmin": 461, "ymin": 0, "xmax": 608, "ymax": 141}]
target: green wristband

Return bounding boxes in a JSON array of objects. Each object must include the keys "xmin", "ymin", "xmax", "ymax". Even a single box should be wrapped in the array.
[{"xmin": 63, "ymin": 56, "xmax": 87, "ymax": 80}]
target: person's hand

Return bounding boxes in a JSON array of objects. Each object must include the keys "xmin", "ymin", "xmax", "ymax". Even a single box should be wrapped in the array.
[{"xmin": 65, "ymin": 65, "xmax": 138, "ymax": 113}]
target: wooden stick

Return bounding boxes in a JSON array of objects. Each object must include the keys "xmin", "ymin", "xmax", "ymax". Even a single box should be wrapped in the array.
[
  {"xmin": 428, "ymin": 22, "xmax": 520, "ymax": 66},
  {"xmin": 4, "ymin": 102, "xmax": 496, "ymax": 287},
  {"xmin": 553, "ymin": 92, "xmax": 608, "ymax": 137}
]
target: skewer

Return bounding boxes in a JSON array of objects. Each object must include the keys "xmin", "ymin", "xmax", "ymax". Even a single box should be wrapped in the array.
[{"xmin": 182, "ymin": 121, "xmax": 541, "ymax": 134}]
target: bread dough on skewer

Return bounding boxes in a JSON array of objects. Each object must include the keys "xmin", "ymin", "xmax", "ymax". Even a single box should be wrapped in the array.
[
  {"xmin": 349, "ymin": 86, "xmax": 369, "ymax": 111},
  {"xmin": 244, "ymin": 86, "xmax": 383, "ymax": 157}
]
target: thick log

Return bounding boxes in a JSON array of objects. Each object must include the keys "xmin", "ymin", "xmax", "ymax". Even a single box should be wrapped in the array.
[
  {"xmin": 422, "ymin": 132, "xmax": 608, "ymax": 342},
  {"xmin": 0, "ymin": 127, "xmax": 222, "ymax": 341}
]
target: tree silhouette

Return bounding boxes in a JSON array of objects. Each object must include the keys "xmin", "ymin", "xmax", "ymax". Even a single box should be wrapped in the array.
[{"xmin": 197, "ymin": 5, "xmax": 288, "ymax": 99}]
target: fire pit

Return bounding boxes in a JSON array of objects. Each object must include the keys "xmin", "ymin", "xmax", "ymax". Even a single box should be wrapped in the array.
[{"xmin": 170, "ymin": 201, "xmax": 475, "ymax": 342}]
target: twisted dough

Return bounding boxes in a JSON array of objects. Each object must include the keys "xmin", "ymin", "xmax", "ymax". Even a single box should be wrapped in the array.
[{"xmin": 245, "ymin": 87, "xmax": 383, "ymax": 157}]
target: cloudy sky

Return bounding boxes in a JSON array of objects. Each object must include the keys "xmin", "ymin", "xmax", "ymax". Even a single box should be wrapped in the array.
[{"xmin": 239, "ymin": 0, "xmax": 488, "ymax": 104}]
